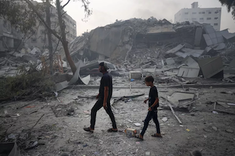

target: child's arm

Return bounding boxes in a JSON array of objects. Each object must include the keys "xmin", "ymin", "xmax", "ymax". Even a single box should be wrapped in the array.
[
  {"xmin": 144, "ymin": 98, "xmax": 149, "ymax": 103},
  {"xmin": 148, "ymin": 97, "xmax": 159, "ymax": 111}
]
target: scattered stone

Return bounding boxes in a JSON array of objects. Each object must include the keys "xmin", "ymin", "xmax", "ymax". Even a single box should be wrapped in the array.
[
  {"xmin": 61, "ymin": 153, "xmax": 70, "ymax": 156},
  {"xmin": 25, "ymin": 141, "xmax": 38, "ymax": 150},
  {"xmin": 162, "ymin": 117, "xmax": 168, "ymax": 122},
  {"xmin": 225, "ymin": 129, "xmax": 234, "ymax": 133},
  {"xmin": 127, "ymin": 119, "xmax": 133, "ymax": 123},
  {"xmin": 145, "ymin": 151, "xmax": 151, "ymax": 156},
  {"xmin": 134, "ymin": 123, "xmax": 141, "ymax": 127},
  {"xmin": 212, "ymin": 126, "xmax": 218, "ymax": 131},
  {"xmin": 190, "ymin": 113, "xmax": 195, "ymax": 116},
  {"xmin": 67, "ymin": 108, "xmax": 75, "ymax": 116},
  {"xmin": 8, "ymin": 133, "xmax": 17, "ymax": 140},
  {"xmin": 212, "ymin": 111, "xmax": 218, "ymax": 114}
]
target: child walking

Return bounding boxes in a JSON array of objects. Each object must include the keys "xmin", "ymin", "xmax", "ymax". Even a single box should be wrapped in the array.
[{"xmin": 137, "ymin": 76, "xmax": 162, "ymax": 140}]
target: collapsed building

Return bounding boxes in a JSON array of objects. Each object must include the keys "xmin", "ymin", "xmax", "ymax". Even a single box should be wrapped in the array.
[
  {"xmin": 1, "ymin": 16, "xmax": 235, "ymax": 83},
  {"xmin": 67, "ymin": 17, "xmax": 235, "ymax": 80}
]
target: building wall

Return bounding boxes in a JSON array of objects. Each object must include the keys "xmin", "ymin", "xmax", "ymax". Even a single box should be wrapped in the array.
[
  {"xmin": 0, "ymin": 18, "xmax": 22, "ymax": 51},
  {"xmin": 26, "ymin": 2, "xmax": 77, "ymax": 51},
  {"xmin": 175, "ymin": 3, "xmax": 221, "ymax": 31}
]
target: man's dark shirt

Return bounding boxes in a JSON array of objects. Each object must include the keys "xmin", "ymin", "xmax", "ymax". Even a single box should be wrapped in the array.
[
  {"xmin": 148, "ymin": 86, "xmax": 159, "ymax": 110},
  {"xmin": 99, "ymin": 72, "xmax": 113, "ymax": 101}
]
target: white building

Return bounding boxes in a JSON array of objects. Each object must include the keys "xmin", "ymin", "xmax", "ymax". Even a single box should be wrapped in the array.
[{"xmin": 175, "ymin": 2, "xmax": 221, "ymax": 31}]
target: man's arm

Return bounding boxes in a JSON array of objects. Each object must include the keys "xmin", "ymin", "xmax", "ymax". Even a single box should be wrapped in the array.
[{"xmin": 103, "ymin": 86, "xmax": 109, "ymax": 109}]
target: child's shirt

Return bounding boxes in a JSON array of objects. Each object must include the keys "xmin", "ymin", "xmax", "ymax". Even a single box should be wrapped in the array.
[{"xmin": 148, "ymin": 86, "xmax": 159, "ymax": 110}]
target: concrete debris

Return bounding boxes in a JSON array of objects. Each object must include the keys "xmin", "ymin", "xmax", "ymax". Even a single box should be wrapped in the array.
[
  {"xmin": 55, "ymin": 61, "xmax": 90, "ymax": 92},
  {"xmin": 166, "ymin": 44, "xmax": 184, "ymax": 54},
  {"xmin": 79, "ymin": 60, "xmax": 117, "ymax": 76},
  {"xmin": 167, "ymin": 92, "xmax": 195, "ymax": 111},
  {"xmin": 129, "ymin": 71, "xmax": 142, "ymax": 80},
  {"xmin": 161, "ymin": 117, "xmax": 168, "ymax": 122},
  {"xmin": 220, "ymin": 29, "xmax": 235, "ymax": 41},
  {"xmin": 197, "ymin": 57, "xmax": 224, "ymax": 79},
  {"xmin": 134, "ymin": 123, "xmax": 141, "ymax": 127},
  {"xmin": 177, "ymin": 57, "xmax": 200, "ymax": 78},
  {"xmin": 225, "ymin": 129, "xmax": 234, "ymax": 133}
]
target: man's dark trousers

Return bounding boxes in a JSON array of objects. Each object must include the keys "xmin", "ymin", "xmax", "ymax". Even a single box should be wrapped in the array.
[{"xmin": 90, "ymin": 98, "xmax": 117, "ymax": 130}]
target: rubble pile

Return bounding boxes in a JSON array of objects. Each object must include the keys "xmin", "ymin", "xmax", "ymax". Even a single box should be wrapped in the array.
[
  {"xmin": 68, "ymin": 17, "xmax": 176, "ymax": 62},
  {"xmin": 68, "ymin": 17, "xmax": 235, "ymax": 81}
]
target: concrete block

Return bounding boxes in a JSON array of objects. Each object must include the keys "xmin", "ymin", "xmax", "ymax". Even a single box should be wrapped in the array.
[{"xmin": 129, "ymin": 71, "xmax": 142, "ymax": 80}]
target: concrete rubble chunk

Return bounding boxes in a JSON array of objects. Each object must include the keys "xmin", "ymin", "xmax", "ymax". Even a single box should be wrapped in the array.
[
  {"xmin": 197, "ymin": 56, "xmax": 224, "ymax": 79},
  {"xmin": 225, "ymin": 129, "xmax": 234, "ymax": 133},
  {"xmin": 166, "ymin": 44, "xmax": 184, "ymax": 54},
  {"xmin": 162, "ymin": 117, "xmax": 168, "ymax": 122}
]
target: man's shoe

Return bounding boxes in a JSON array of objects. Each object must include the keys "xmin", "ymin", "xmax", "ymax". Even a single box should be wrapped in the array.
[
  {"xmin": 135, "ymin": 134, "xmax": 144, "ymax": 141},
  {"xmin": 107, "ymin": 128, "xmax": 118, "ymax": 132},
  {"xmin": 151, "ymin": 133, "xmax": 162, "ymax": 138},
  {"xmin": 83, "ymin": 127, "xmax": 94, "ymax": 133}
]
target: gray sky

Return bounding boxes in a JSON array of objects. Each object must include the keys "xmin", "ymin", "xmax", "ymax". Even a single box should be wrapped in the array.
[{"xmin": 64, "ymin": 0, "xmax": 235, "ymax": 36}]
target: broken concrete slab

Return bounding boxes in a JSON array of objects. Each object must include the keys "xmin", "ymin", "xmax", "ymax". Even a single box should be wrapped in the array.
[
  {"xmin": 146, "ymin": 25, "xmax": 175, "ymax": 34},
  {"xmin": 220, "ymin": 29, "xmax": 235, "ymax": 41},
  {"xmin": 129, "ymin": 71, "xmax": 142, "ymax": 80},
  {"xmin": 203, "ymin": 24, "xmax": 224, "ymax": 47},
  {"xmin": 194, "ymin": 26, "xmax": 203, "ymax": 47},
  {"xmin": 177, "ymin": 66, "xmax": 200, "ymax": 78},
  {"xmin": 166, "ymin": 44, "xmax": 184, "ymax": 54},
  {"xmin": 197, "ymin": 57, "xmax": 224, "ymax": 79},
  {"xmin": 167, "ymin": 92, "xmax": 195, "ymax": 111},
  {"xmin": 213, "ymin": 43, "xmax": 226, "ymax": 51},
  {"xmin": 177, "ymin": 57, "xmax": 200, "ymax": 78},
  {"xmin": 165, "ymin": 58, "xmax": 176, "ymax": 66},
  {"xmin": 88, "ymin": 26, "xmax": 134, "ymax": 59},
  {"xmin": 175, "ymin": 48, "xmax": 204, "ymax": 58}
]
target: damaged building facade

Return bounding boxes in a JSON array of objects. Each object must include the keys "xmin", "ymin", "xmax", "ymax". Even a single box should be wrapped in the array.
[
  {"xmin": 0, "ymin": 1, "xmax": 77, "ymax": 53},
  {"xmin": 0, "ymin": 18, "xmax": 22, "ymax": 52},
  {"xmin": 175, "ymin": 2, "xmax": 221, "ymax": 31}
]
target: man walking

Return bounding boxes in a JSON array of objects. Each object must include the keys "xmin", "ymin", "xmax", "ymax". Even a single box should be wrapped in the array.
[{"xmin": 83, "ymin": 62, "xmax": 118, "ymax": 133}]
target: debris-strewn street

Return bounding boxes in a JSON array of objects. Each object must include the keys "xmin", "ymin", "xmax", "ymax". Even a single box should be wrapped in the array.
[{"xmin": 1, "ymin": 79, "xmax": 235, "ymax": 155}]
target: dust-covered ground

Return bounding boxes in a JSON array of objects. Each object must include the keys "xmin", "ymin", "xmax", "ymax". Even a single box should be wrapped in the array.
[{"xmin": 1, "ymin": 83, "xmax": 235, "ymax": 156}]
